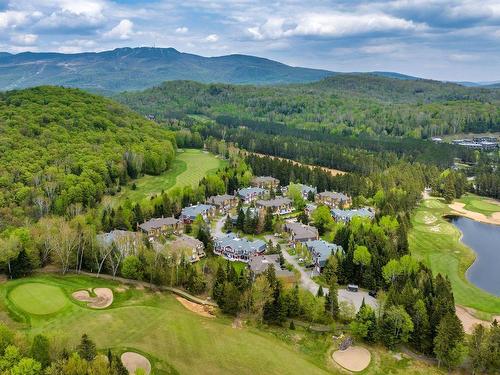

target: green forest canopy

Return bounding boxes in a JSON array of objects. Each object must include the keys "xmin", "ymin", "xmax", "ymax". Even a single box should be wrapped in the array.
[
  {"xmin": 116, "ymin": 75, "xmax": 500, "ymax": 138},
  {"xmin": 0, "ymin": 86, "xmax": 176, "ymax": 229}
]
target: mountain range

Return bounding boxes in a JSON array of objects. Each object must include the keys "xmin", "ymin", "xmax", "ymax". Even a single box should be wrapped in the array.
[{"xmin": 0, "ymin": 47, "xmax": 498, "ymax": 93}]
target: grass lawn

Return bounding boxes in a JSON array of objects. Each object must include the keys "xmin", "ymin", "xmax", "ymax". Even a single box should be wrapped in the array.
[
  {"xmin": 409, "ymin": 197, "xmax": 500, "ymax": 317},
  {"xmin": 8, "ymin": 283, "xmax": 68, "ymax": 315},
  {"xmin": 456, "ymin": 193, "xmax": 500, "ymax": 217},
  {"xmin": 1, "ymin": 275, "xmax": 331, "ymax": 375},
  {"xmin": 110, "ymin": 149, "xmax": 225, "ymax": 205}
]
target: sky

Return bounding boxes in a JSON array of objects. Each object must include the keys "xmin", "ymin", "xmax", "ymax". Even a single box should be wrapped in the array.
[{"xmin": 0, "ymin": 0, "xmax": 499, "ymax": 82}]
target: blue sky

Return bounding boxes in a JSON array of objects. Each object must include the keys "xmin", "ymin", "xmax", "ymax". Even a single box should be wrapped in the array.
[{"xmin": 0, "ymin": 0, "xmax": 499, "ymax": 81}]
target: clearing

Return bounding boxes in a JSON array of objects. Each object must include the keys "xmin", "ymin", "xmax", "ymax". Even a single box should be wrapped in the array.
[
  {"xmin": 108, "ymin": 149, "xmax": 225, "ymax": 205},
  {"xmin": 409, "ymin": 196, "xmax": 500, "ymax": 317}
]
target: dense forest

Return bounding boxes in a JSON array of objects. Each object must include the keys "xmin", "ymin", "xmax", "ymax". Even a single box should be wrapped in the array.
[
  {"xmin": 0, "ymin": 87, "xmax": 176, "ymax": 230},
  {"xmin": 117, "ymin": 75, "xmax": 500, "ymax": 138}
]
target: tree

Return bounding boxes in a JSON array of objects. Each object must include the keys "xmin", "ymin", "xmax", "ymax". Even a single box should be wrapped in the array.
[
  {"xmin": 382, "ymin": 259, "xmax": 401, "ymax": 284},
  {"xmin": 121, "ymin": 255, "xmax": 143, "ymax": 280},
  {"xmin": 212, "ymin": 266, "xmax": 226, "ymax": 304},
  {"xmin": 30, "ymin": 334, "xmax": 50, "ymax": 368},
  {"xmin": 468, "ymin": 324, "xmax": 488, "ymax": 374},
  {"xmin": 311, "ymin": 205, "xmax": 333, "ymax": 235},
  {"xmin": 317, "ymin": 285, "xmax": 324, "ymax": 297},
  {"xmin": 111, "ymin": 353, "xmax": 129, "ymax": 375},
  {"xmin": 221, "ymin": 281, "xmax": 240, "ymax": 315},
  {"xmin": 324, "ymin": 275, "xmax": 340, "ymax": 320},
  {"xmin": 353, "ymin": 245, "xmax": 371, "ymax": 282},
  {"xmin": 77, "ymin": 334, "xmax": 96, "ymax": 361},
  {"xmin": 380, "ymin": 305, "xmax": 414, "ymax": 349},
  {"xmin": 434, "ymin": 313, "xmax": 465, "ymax": 369},
  {"xmin": 409, "ymin": 299, "xmax": 432, "ymax": 354},
  {"xmin": 264, "ymin": 208, "xmax": 273, "ymax": 232},
  {"xmin": 350, "ymin": 302, "xmax": 377, "ymax": 342},
  {"xmin": 10, "ymin": 358, "xmax": 42, "ymax": 375},
  {"xmin": 49, "ymin": 218, "xmax": 79, "ymax": 274},
  {"xmin": 9, "ymin": 249, "xmax": 33, "ymax": 279}
]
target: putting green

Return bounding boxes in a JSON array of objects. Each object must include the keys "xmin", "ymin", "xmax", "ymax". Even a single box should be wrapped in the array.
[{"xmin": 9, "ymin": 283, "xmax": 68, "ymax": 315}]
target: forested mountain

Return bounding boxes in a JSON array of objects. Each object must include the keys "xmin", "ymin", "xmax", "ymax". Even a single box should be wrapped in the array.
[
  {"xmin": 0, "ymin": 47, "xmax": 334, "ymax": 92},
  {"xmin": 117, "ymin": 76, "xmax": 500, "ymax": 138},
  {"xmin": 0, "ymin": 86, "xmax": 176, "ymax": 229}
]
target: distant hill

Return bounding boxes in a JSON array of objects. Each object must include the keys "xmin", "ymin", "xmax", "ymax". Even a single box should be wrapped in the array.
[{"xmin": 0, "ymin": 47, "xmax": 334, "ymax": 92}]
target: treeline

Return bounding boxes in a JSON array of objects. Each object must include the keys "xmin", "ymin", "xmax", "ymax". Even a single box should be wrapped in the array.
[
  {"xmin": 0, "ymin": 326, "xmax": 131, "ymax": 375},
  {"xmin": 472, "ymin": 153, "xmax": 500, "ymax": 199},
  {"xmin": 0, "ymin": 86, "xmax": 176, "ymax": 230},
  {"xmin": 116, "ymin": 77, "xmax": 500, "ymax": 138}
]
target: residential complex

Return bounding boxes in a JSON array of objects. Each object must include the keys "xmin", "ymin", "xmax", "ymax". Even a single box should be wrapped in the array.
[{"xmin": 214, "ymin": 233, "xmax": 267, "ymax": 262}]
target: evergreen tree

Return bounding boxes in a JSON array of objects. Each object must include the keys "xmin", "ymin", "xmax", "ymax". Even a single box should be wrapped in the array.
[
  {"xmin": 236, "ymin": 208, "xmax": 245, "ymax": 231},
  {"xmin": 317, "ymin": 285, "xmax": 324, "ymax": 297},
  {"xmin": 324, "ymin": 276, "xmax": 340, "ymax": 319},
  {"xmin": 409, "ymin": 299, "xmax": 432, "ymax": 354},
  {"xmin": 9, "ymin": 248, "xmax": 33, "ymax": 279},
  {"xmin": 264, "ymin": 208, "xmax": 273, "ymax": 232},
  {"xmin": 434, "ymin": 313, "xmax": 465, "ymax": 369},
  {"xmin": 212, "ymin": 266, "xmax": 226, "ymax": 304},
  {"xmin": 30, "ymin": 334, "xmax": 50, "ymax": 368},
  {"xmin": 77, "ymin": 333, "xmax": 97, "ymax": 361}
]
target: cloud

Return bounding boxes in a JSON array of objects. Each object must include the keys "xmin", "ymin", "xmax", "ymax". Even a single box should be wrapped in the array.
[
  {"xmin": 175, "ymin": 26, "xmax": 188, "ymax": 34},
  {"xmin": 11, "ymin": 33, "xmax": 38, "ymax": 45},
  {"xmin": 104, "ymin": 19, "xmax": 134, "ymax": 40},
  {"xmin": 0, "ymin": 10, "xmax": 30, "ymax": 29},
  {"xmin": 248, "ymin": 12, "xmax": 426, "ymax": 40},
  {"xmin": 205, "ymin": 34, "xmax": 219, "ymax": 42}
]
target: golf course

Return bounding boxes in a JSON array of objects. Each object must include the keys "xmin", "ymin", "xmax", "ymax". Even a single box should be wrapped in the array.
[
  {"xmin": 110, "ymin": 149, "xmax": 225, "ymax": 205},
  {"xmin": 1, "ymin": 275, "xmax": 333, "ymax": 375},
  {"xmin": 409, "ymin": 194, "xmax": 500, "ymax": 318}
]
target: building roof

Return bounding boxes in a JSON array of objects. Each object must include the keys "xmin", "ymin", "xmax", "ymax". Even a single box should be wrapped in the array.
[
  {"xmin": 331, "ymin": 207, "xmax": 375, "ymax": 221},
  {"xmin": 305, "ymin": 203, "xmax": 317, "ymax": 212},
  {"xmin": 207, "ymin": 194, "xmax": 236, "ymax": 206},
  {"xmin": 181, "ymin": 204, "xmax": 214, "ymax": 219},
  {"xmin": 288, "ymin": 184, "xmax": 317, "ymax": 196},
  {"xmin": 169, "ymin": 235, "xmax": 204, "ymax": 252},
  {"xmin": 215, "ymin": 233, "xmax": 267, "ymax": 255},
  {"xmin": 237, "ymin": 187, "xmax": 267, "ymax": 198},
  {"xmin": 317, "ymin": 191, "xmax": 350, "ymax": 202},
  {"xmin": 305, "ymin": 240, "xmax": 342, "ymax": 266},
  {"xmin": 97, "ymin": 230, "xmax": 141, "ymax": 247},
  {"xmin": 256, "ymin": 197, "xmax": 292, "ymax": 208},
  {"xmin": 285, "ymin": 222, "xmax": 319, "ymax": 241},
  {"xmin": 248, "ymin": 254, "xmax": 294, "ymax": 277},
  {"xmin": 138, "ymin": 217, "xmax": 180, "ymax": 232}
]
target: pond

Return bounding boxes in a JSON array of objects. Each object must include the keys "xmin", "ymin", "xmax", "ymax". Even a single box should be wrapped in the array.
[{"xmin": 449, "ymin": 216, "xmax": 500, "ymax": 296}]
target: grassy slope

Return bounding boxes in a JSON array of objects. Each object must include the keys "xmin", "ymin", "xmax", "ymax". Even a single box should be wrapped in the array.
[
  {"xmin": 0, "ymin": 275, "xmax": 444, "ymax": 375},
  {"xmin": 1, "ymin": 275, "xmax": 329, "ymax": 375},
  {"xmin": 409, "ymin": 197, "xmax": 500, "ymax": 317},
  {"xmin": 110, "ymin": 149, "xmax": 225, "ymax": 205}
]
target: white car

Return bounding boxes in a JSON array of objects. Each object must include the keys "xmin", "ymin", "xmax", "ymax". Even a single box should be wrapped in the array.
[{"xmin": 298, "ymin": 258, "xmax": 304, "ymax": 262}]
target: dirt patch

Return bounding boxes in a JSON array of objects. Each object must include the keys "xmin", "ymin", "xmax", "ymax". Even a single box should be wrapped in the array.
[
  {"xmin": 121, "ymin": 352, "xmax": 151, "ymax": 375},
  {"xmin": 175, "ymin": 296, "xmax": 215, "ymax": 318},
  {"xmin": 449, "ymin": 202, "xmax": 500, "ymax": 226},
  {"xmin": 72, "ymin": 288, "xmax": 113, "ymax": 309},
  {"xmin": 455, "ymin": 305, "xmax": 500, "ymax": 334},
  {"xmin": 332, "ymin": 346, "xmax": 371, "ymax": 372}
]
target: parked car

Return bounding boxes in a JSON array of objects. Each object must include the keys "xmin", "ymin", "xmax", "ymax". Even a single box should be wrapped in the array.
[
  {"xmin": 347, "ymin": 284, "xmax": 359, "ymax": 292},
  {"xmin": 369, "ymin": 290, "xmax": 377, "ymax": 298}
]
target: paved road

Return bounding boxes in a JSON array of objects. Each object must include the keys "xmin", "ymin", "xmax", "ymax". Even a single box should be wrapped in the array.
[
  {"xmin": 270, "ymin": 235, "xmax": 378, "ymax": 311},
  {"xmin": 214, "ymin": 215, "xmax": 226, "ymax": 238}
]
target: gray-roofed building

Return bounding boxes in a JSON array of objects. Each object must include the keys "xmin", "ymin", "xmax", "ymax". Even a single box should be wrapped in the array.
[
  {"xmin": 305, "ymin": 240, "xmax": 343, "ymax": 273},
  {"xmin": 214, "ymin": 233, "xmax": 267, "ymax": 262},
  {"xmin": 169, "ymin": 235, "xmax": 205, "ymax": 263},
  {"xmin": 256, "ymin": 197, "xmax": 293, "ymax": 215},
  {"xmin": 284, "ymin": 222, "xmax": 319, "ymax": 244},
  {"xmin": 305, "ymin": 203, "xmax": 317, "ymax": 216},
  {"xmin": 315, "ymin": 191, "xmax": 351, "ymax": 208},
  {"xmin": 97, "ymin": 230, "xmax": 142, "ymax": 256},
  {"xmin": 331, "ymin": 207, "xmax": 375, "ymax": 223},
  {"xmin": 180, "ymin": 204, "xmax": 216, "ymax": 223},
  {"xmin": 206, "ymin": 194, "xmax": 238, "ymax": 213},
  {"xmin": 251, "ymin": 176, "xmax": 280, "ymax": 189},
  {"xmin": 248, "ymin": 254, "xmax": 294, "ymax": 279},
  {"xmin": 138, "ymin": 217, "xmax": 182, "ymax": 239},
  {"xmin": 237, "ymin": 187, "xmax": 267, "ymax": 204}
]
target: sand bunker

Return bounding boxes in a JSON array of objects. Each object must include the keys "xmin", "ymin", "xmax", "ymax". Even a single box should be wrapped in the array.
[
  {"xmin": 121, "ymin": 352, "xmax": 151, "ymax": 375},
  {"xmin": 175, "ymin": 296, "xmax": 215, "ymax": 318},
  {"xmin": 72, "ymin": 288, "xmax": 113, "ymax": 309},
  {"xmin": 456, "ymin": 305, "xmax": 500, "ymax": 334},
  {"xmin": 449, "ymin": 202, "xmax": 500, "ymax": 226},
  {"xmin": 332, "ymin": 346, "xmax": 371, "ymax": 372}
]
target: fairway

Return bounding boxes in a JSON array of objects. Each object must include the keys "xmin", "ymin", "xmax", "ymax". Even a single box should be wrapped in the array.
[
  {"xmin": 457, "ymin": 194, "xmax": 500, "ymax": 217},
  {"xmin": 110, "ymin": 149, "xmax": 225, "ymax": 205},
  {"xmin": 9, "ymin": 283, "xmax": 68, "ymax": 315},
  {"xmin": 409, "ymin": 197, "xmax": 500, "ymax": 317},
  {"xmin": 2, "ymin": 275, "xmax": 330, "ymax": 375}
]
